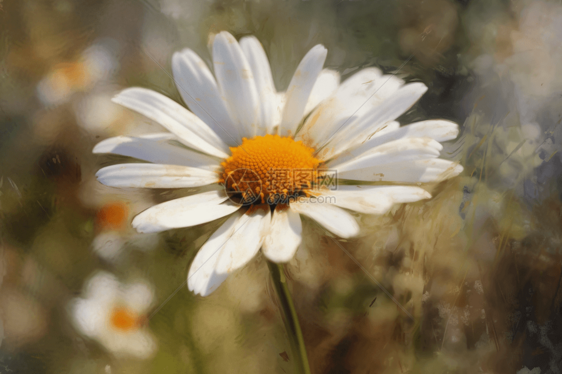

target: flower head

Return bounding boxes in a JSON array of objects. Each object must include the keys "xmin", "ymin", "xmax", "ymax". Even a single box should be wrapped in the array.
[
  {"xmin": 70, "ymin": 271, "xmax": 156, "ymax": 358},
  {"xmin": 90, "ymin": 198, "xmax": 159, "ymax": 261},
  {"xmin": 94, "ymin": 31, "xmax": 462, "ymax": 296}
]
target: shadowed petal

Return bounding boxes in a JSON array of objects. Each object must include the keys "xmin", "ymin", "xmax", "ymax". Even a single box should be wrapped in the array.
[
  {"xmin": 262, "ymin": 207, "xmax": 302, "ymax": 263},
  {"xmin": 278, "ymin": 45, "xmax": 327, "ymax": 137},
  {"xmin": 290, "ymin": 200, "xmax": 359, "ymax": 238},
  {"xmin": 113, "ymin": 88, "xmax": 229, "ymax": 158},
  {"xmin": 132, "ymin": 190, "xmax": 240, "ymax": 233}
]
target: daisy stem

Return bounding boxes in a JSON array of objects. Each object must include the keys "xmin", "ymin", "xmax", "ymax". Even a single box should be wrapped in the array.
[{"xmin": 267, "ymin": 260, "xmax": 311, "ymax": 374}]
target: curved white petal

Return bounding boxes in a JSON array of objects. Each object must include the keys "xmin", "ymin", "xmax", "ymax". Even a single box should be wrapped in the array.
[
  {"xmin": 272, "ymin": 92, "xmax": 286, "ymax": 128},
  {"xmin": 122, "ymin": 330, "xmax": 157, "ymax": 358},
  {"xmin": 296, "ymin": 68, "xmax": 403, "ymax": 148},
  {"xmin": 328, "ymin": 120, "xmax": 459, "ymax": 166},
  {"xmin": 93, "ymin": 135, "xmax": 221, "ymax": 171},
  {"xmin": 172, "ymin": 48, "xmax": 240, "ymax": 145},
  {"xmin": 371, "ymin": 121, "xmax": 401, "ymax": 138},
  {"xmin": 99, "ymin": 329, "xmax": 156, "ymax": 358},
  {"xmin": 390, "ymin": 120, "xmax": 460, "ymax": 143},
  {"xmin": 112, "ymin": 88, "xmax": 229, "ymax": 158},
  {"xmin": 240, "ymin": 36, "xmax": 276, "ymax": 134},
  {"xmin": 213, "ymin": 31, "xmax": 260, "ymax": 139},
  {"xmin": 382, "ymin": 186, "xmax": 431, "ymax": 203},
  {"xmin": 85, "ymin": 271, "xmax": 120, "ymax": 300},
  {"xmin": 91, "ymin": 231, "xmax": 126, "ymax": 261},
  {"xmin": 290, "ymin": 200, "xmax": 359, "ymax": 238},
  {"xmin": 319, "ymin": 82, "xmax": 428, "ymax": 160},
  {"xmin": 303, "ymin": 69, "xmax": 340, "ymax": 116},
  {"xmin": 338, "ymin": 159, "xmax": 464, "ymax": 183},
  {"xmin": 328, "ymin": 137, "xmax": 443, "ymax": 172},
  {"xmin": 72, "ymin": 299, "xmax": 106, "ymax": 337},
  {"xmin": 262, "ymin": 207, "xmax": 302, "ymax": 263},
  {"xmin": 96, "ymin": 163, "xmax": 218, "ymax": 189},
  {"xmin": 132, "ymin": 190, "xmax": 241, "ymax": 233},
  {"xmin": 324, "ymin": 192, "xmax": 393, "ymax": 215},
  {"xmin": 129, "ymin": 133, "xmax": 176, "ymax": 141},
  {"xmin": 336, "ymin": 185, "xmax": 431, "ymax": 202},
  {"xmin": 214, "ymin": 207, "xmax": 271, "ymax": 275},
  {"xmin": 322, "ymin": 185, "xmax": 431, "ymax": 215},
  {"xmin": 278, "ymin": 45, "xmax": 327, "ymax": 137},
  {"xmin": 188, "ymin": 212, "xmax": 242, "ymax": 296},
  {"xmin": 123, "ymin": 283, "xmax": 154, "ymax": 313}
]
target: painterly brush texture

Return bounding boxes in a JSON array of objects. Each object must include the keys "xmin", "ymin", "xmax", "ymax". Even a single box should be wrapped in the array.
[{"xmin": 1, "ymin": 0, "xmax": 561, "ymax": 373}]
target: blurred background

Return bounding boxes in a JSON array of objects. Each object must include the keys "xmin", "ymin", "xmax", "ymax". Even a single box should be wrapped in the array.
[{"xmin": 2, "ymin": 0, "xmax": 562, "ymax": 372}]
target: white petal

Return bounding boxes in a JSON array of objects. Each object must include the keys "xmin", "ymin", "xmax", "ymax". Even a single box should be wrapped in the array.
[
  {"xmin": 188, "ymin": 212, "xmax": 242, "ymax": 296},
  {"xmin": 72, "ymin": 299, "xmax": 106, "ymax": 337},
  {"xmin": 96, "ymin": 163, "xmax": 218, "ymax": 189},
  {"xmin": 100, "ymin": 329, "xmax": 156, "ymax": 358},
  {"xmin": 303, "ymin": 69, "xmax": 340, "ymax": 116},
  {"xmin": 172, "ymin": 49, "xmax": 240, "ymax": 145},
  {"xmin": 338, "ymin": 159, "xmax": 464, "ymax": 183},
  {"xmin": 321, "ymin": 189, "xmax": 393, "ymax": 215},
  {"xmin": 240, "ymin": 36, "xmax": 276, "ymax": 133},
  {"xmin": 132, "ymin": 190, "xmax": 240, "ymax": 233},
  {"xmin": 93, "ymin": 135, "xmax": 221, "ymax": 171},
  {"xmin": 322, "ymin": 185, "xmax": 431, "ymax": 215},
  {"xmin": 123, "ymin": 283, "xmax": 154, "ymax": 313},
  {"xmin": 91, "ymin": 231, "xmax": 126, "ymax": 261},
  {"xmin": 290, "ymin": 200, "xmax": 359, "ymax": 238},
  {"xmin": 213, "ymin": 31, "xmax": 260, "ymax": 139},
  {"xmin": 296, "ymin": 68, "xmax": 402, "ymax": 149},
  {"xmin": 335, "ymin": 185, "xmax": 431, "ymax": 203},
  {"xmin": 278, "ymin": 45, "xmax": 327, "ymax": 137},
  {"xmin": 119, "ymin": 330, "xmax": 156, "ymax": 358},
  {"xmin": 86, "ymin": 271, "xmax": 120, "ymax": 300},
  {"xmin": 112, "ymin": 88, "xmax": 229, "ymax": 158},
  {"xmin": 328, "ymin": 137, "xmax": 443, "ymax": 172},
  {"xmin": 320, "ymin": 82, "xmax": 428, "ymax": 160},
  {"xmin": 130, "ymin": 133, "xmax": 176, "ymax": 141},
  {"xmin": 319, "ymin": 121, "xmax": 396, "ymax": 166},
  {"xmin": 340, "ymin": 73, "xmax": 405, "ymax": 118},
  {"xmin": 272, "ymin": 92, "xmax": 286, "ymax": 128},
  {"xmin": 329, "ymin": 120, "xmax": 459, "ymax": 166},
  {"xmin": 374, "ymin": 185, "xmax": 432, "ymax": 203},
  {"xmin": 72, "ymin": 272, "xmax": 119, "ymax": 337},
  {"xmin": 262, "ymin": 207, "xmax": 302, "ymax": 263},
  {"xmin": 215, "ymin": 207, "xmax": 271, "ymax": 274},
  {"xmin": 392, "ymin": 120, "xmax": 460, "ymax": 142},
  {"xmin": 370, "ymin": 121, "xmax": 401, "ymax": 138}
]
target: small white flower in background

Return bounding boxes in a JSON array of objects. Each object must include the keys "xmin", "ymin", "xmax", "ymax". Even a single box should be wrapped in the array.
[
  {"xmin": 74, "ymin": 89, "xmax": 164, "ymax": 137},
  {"xmin": 73, "ymin": 91, "xmax": 134, "ymax": 137},
  {"xmin": 93, "ymin": 31, "xmax": 463, "ymax": 296},
  {"xmin": 37, "ymin": 39, "xmax": 118, "ymax": 106},
  {"xmin": 70, "ymin": 271, "xmax": 156, "ymax": 358},
  {"xmin": 92, "ymin": 200, "xmax": 160, "ymax": 261},
  {"xmin": 78, "ymin": 180, "xmax": 159, "ymax": 261}
]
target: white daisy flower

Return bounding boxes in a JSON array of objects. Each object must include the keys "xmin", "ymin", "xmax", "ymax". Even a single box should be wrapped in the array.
[
  {"xmin": 70, "ymin": 271, "xmax": 156, "ymax": 358},
  {"xmin": 91, "ymin": 198, "xmax": 159, "ymax": 261},
  {"xmin": 93, "ymin": 31, "xmax": 463, "ymax": 296},
  {"xmin": 37, "ymin": 39, "xmax": 118, "ymax": 106}
]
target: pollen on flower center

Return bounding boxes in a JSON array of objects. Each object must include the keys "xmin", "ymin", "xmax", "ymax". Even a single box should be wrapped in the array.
[
  {"xmin": 220, "ymin": 134, "xmax": 321, "ymax": 204},
  {"xmin": 109, "ymin": 307, "xmax": 138, "ymax": 332}
]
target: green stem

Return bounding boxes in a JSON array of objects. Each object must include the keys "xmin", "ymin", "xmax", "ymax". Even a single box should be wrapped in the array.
[{"xmin": 267, "ymin": 260, "xmax": 311, "ymax": 374}]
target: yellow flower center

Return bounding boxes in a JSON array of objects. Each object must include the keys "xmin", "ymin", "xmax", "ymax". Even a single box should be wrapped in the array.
[
  {"xmin": 220, "ymin": 134, "xmax": 321, "ymax": 205},
  {"xmin": 109, "ymin": 307, "xmax": 139, "ymax": 332}
]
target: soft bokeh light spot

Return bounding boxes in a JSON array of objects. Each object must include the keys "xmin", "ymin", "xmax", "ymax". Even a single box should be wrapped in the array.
[{"xmin": 96, "ymin": 202, "xmax": 129, "ymax": 231}]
